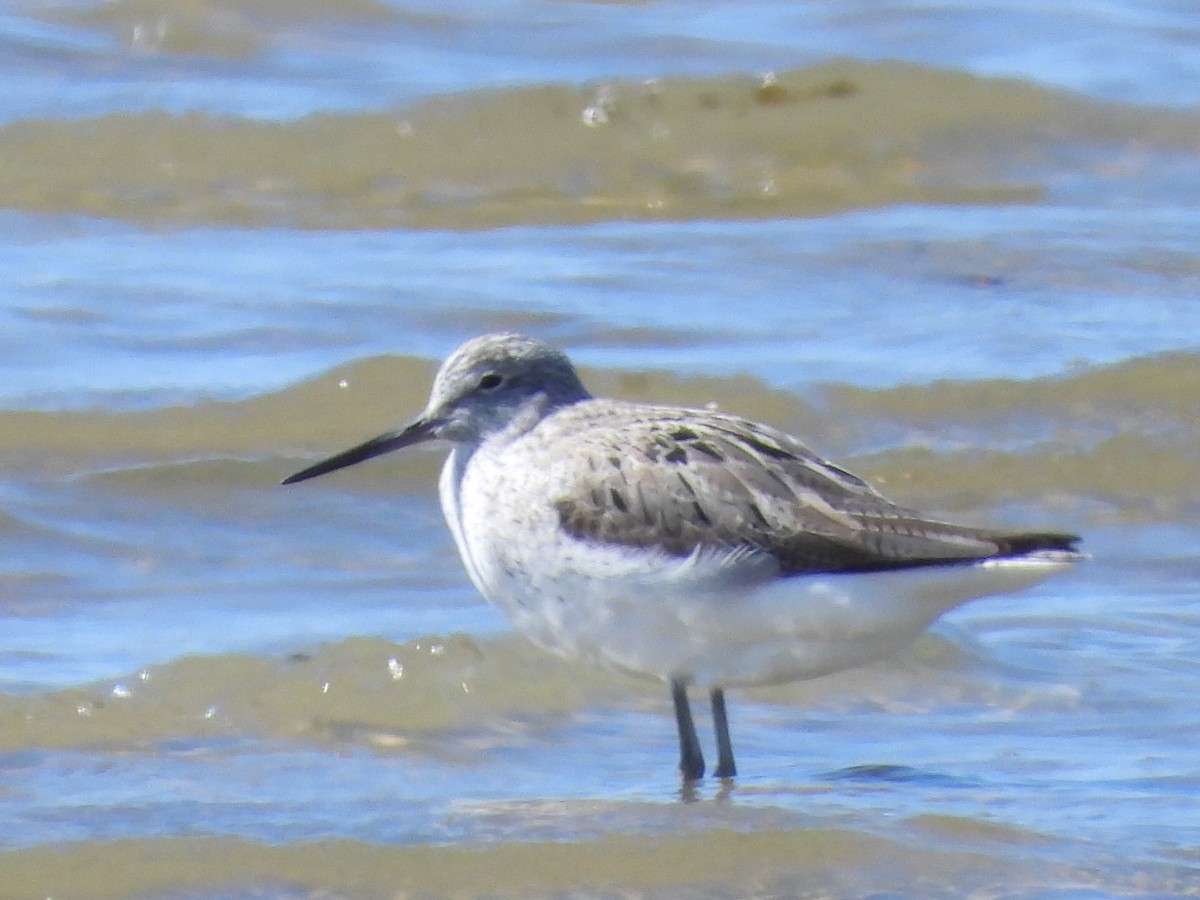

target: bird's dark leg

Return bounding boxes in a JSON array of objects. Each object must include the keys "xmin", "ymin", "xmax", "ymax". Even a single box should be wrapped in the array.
[
  {"xmin": 711, "ymin": 687, "xmax": 737, "ymax": 779},
  {"xmin": 671, "ymin": 678, "xmax": 705, "ymax": 781}
]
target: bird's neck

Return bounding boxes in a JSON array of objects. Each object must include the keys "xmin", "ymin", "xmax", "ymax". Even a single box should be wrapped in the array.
[{"xmin": 474, "ymin": 391, "xmax": 584, "ymax": 449}]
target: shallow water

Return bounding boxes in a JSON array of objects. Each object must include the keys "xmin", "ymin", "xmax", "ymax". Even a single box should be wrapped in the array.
[{"xmin": 1, "ymin": 1, "xmax": 1199, "ymax": 897}]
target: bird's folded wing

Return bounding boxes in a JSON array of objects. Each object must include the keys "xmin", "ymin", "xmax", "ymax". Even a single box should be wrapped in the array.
[{"xmin": 552, "ymin": 411, "xmax": 1078, "ymax": 574}]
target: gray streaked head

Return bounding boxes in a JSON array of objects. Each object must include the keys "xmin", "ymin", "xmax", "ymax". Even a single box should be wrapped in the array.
[
  {"xmin": 427, "ymin": 333, "xmax": 591, "ymax": 442},
  {"xmin": 282, "ymin": 333, "xmax": 590, "ymax": 484}
]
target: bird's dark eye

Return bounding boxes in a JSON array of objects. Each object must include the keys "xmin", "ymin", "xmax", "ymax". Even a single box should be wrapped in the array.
[{"xmin": 478, "ymin": 372, "xmax": 503, "ymax": 391}]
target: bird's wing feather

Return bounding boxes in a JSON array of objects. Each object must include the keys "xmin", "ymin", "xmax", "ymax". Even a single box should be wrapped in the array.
[{"xmin": 551, "ymin": 408, "xmax": 1078, "ymax": 574}]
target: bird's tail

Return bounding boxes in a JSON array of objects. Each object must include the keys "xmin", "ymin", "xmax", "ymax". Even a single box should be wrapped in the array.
[{"xmin": 993, "ymin": 531, "xmax": 1082, "ymax": 558}]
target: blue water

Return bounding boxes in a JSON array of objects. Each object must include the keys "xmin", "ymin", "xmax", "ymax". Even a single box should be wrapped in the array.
[
  {"xmin": 6, "ymin": 0, "xmax": 1200, "ymax": 124},
  {"xmin": 5, "ymin": 202, "xmax": 1200, "ymax": 409},
  {"xmin": 2, "ymin": 1, "xmax": 1199, "ymax": 896}
]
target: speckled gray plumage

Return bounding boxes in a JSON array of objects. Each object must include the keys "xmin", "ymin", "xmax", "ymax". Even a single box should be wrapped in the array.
[
  {"xmin": 284, "ymin": 332, "xmax": 1084, "ymax": 778},
  {"xmin": 543, "ymin": 401, "xmax": 1078, "ymax": 574},
  {"xmin": 288, "ymin": 332, "xmax": 1078, "ymax": 572}
]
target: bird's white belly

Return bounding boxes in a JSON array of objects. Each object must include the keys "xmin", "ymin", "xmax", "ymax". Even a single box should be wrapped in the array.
[{"xmin": 440, "ymin": 447, "xmax": 1072, "ymax": 688}]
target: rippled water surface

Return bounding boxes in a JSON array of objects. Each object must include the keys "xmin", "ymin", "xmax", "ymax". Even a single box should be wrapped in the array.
[{"xmin": 1, "ymin": 1, "xmax": 1199, "ymax": 897}]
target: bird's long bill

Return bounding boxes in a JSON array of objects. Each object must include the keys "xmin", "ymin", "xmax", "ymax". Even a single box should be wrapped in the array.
[{"xmin": 281, "ymin": 417, "xmax": 438, "ymax": 485}]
